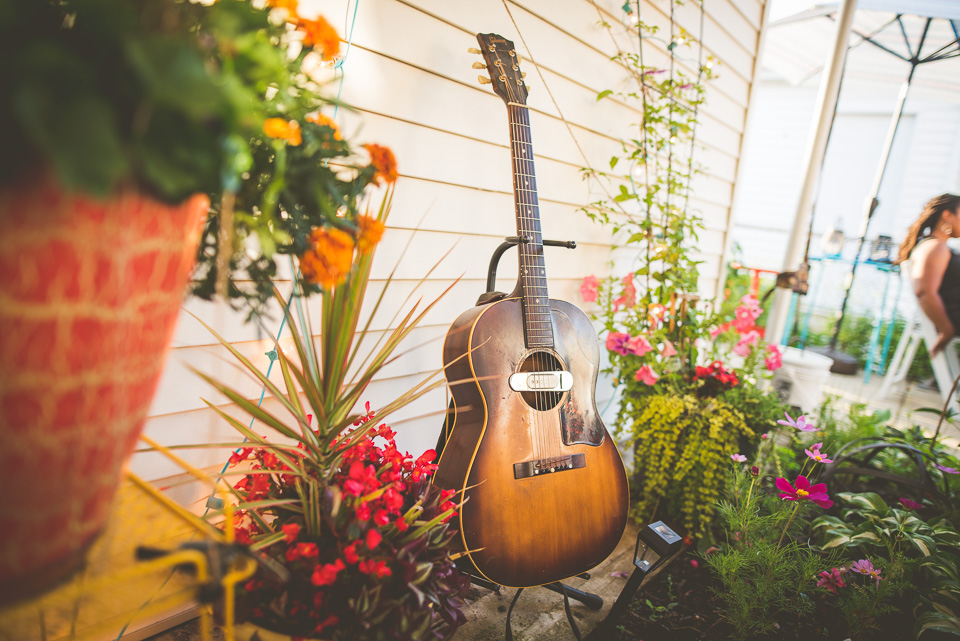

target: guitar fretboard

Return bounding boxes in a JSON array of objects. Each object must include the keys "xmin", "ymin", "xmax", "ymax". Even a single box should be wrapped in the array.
[{"xmin": 508, "ymin": 104, "xmax": 553, "ymax": 349}]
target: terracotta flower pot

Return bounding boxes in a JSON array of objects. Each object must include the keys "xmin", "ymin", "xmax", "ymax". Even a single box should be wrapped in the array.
[{"xmin": 0, "ymin": 175, "xmax": 208, "ymax": 604}]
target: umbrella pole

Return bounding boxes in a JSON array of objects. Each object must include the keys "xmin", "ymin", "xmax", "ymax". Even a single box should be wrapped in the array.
[{"xmin": 828, "ymin": 37, "xmax": 924, "ymax": 352}]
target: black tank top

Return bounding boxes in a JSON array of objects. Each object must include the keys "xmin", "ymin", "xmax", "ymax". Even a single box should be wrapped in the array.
[
  {"xmin": 919, "ymin": 237, "xmax": 960, "ymax": 332},
  {"xmin": 941, "ymin": 248, "xmax": 960, "ymax": 333}
]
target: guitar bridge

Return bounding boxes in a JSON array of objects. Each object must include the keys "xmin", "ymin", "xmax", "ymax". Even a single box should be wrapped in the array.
[{"xmin": 513, "ymin": 453, "xmax": 585, "ymax": 479}]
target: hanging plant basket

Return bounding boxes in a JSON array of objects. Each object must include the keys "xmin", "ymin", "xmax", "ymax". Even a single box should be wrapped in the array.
[{"xmin": 0, "ymin": 174, "xmax": 208, "ymax": 604}]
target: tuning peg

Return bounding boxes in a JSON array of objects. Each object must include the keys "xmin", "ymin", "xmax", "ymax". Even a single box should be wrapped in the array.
[
  {"xmin": 472, "ymin": 62, "xmax": 486, "ymax": 69},
  {"xmin": 478, "ymin": 75, "xmax": 492, "ymax": 85},
  {"xmin": 468, "ymin": 47, "xmax": 482, "ymax": 55}
]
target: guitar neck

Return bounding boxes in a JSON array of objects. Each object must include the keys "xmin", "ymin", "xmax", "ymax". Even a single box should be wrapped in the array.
[{"xmin": 508, "ymin": 103, "xmax": 553, "ymax": 349}]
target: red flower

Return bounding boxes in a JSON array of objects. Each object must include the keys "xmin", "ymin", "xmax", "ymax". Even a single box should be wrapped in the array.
[
  {"xmin": 344, "ymin": 542, "xmax": 360, "ymax": 564},
  {"xmin": 311, "ymin": 559, "xmax": 345, "ymax": 586},
  {"xmin": 314, "ymin": 615, "xmax": 339, "ymax": 634},
  {"xmin": 395, "ymin": 516, "xmax": 409, "ymax": 532},
  {"xmin": 286, "ymin": 542, "xmax": 319, "ymax": 562},
  {"xmin": 366, "ymin": 528, "xmax": 382, "ymax": 550},
  {"xmin": 358, "ymin": 559, "xmax": 392, "ymax": 577},
  {"xmin": 282, "ymin": 522, "xmax": 301, "ymax": 543},
  {"xmin": 776, "ymin": 475, "xmax": 833, "ymax": 508}
]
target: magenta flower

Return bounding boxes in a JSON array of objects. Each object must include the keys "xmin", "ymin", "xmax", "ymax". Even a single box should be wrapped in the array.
[
  {"xmin": 634, "ymin": 365, "xmax": 658, "ymax": 386},
  {"xmin": 899, "ymin": 498, "xmax": 922, "ymax": 511},
  {"xmin": 850, "ymin": 559, "xmax": 882, "ymax": 586},
  {"xmin": 733, "ymin": 329, "xmax": 760, "ymax": 357},
  {"xmin": 605, "ymin": 331, "xmax": 630, "ymax": 356},
  {"xmin": 761, "ymin": 433, "xmax": 769, "ymax": 440},
  {"xmin": 936, "ymin": 463, "xmax": 959, "ymax": 474},
  {"xmin": 816, "ymin": 567, "xmax": 846, "ymax": 594},
  {"xmin": 750, "ymin": 465, "xmax": 760, "ymax": 476},
  {"xmin": 777, "ymin": 412, "xmax": 817, "ymax": 432},
  {"xmin": 731, "ymin": 453, "xmax": 747, "ymax": 463},
  {"xmin": 626, "ymin": 335, "xmax": 653, "ymax": 357},
  {"xmin": 804, "ymin": 443, "xmax": 833, "ymax": 464},
  {"xmin": 776, "ymin": 475, "xmax": 833, "ymax": 508},
  {"xmin": 579, "ymin": 275, "xmax": 599, "ymax": 303}
]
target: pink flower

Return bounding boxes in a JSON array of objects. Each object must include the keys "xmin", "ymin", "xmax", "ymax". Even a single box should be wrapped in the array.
[
  {"xmin": 804, "ymin": 443, "xmax": 833, "ymax": 464},
  {"xmin": 733, "ymin": 329, "xmax": 760, "ymax": 357},
  {"xmin": 850, "ymin": 559, "xmax": 882, "ymax": 586},
  {"xmin": 605, "ymin": 331, "xmax": 631, "ymax": 356},
  {"xmin": 634, "ymin": 365, "xmax": 659, "ymax": 385},
  {"xmin": 765, "ymin": 344, "xmax": 783, "ymax": 371},
  {"xmin": 777, "ymin": 412, "xmax": 817, "ymax": 432},
  {"xmin": 776, "ymin": 475, "xmax": 833, "ymax": 508},
  {"xmin": 660, "ymin": 340, "xmax": 677, "ymax": 358},
  {"xmin": 580, "ymin": 275, "xmax": 599, "ymax": 303},
  {"xmin": 761, "ymin": 433, "xmax": 769, "ymax": 440},
  {"xmin": 936, "ymin": 464, "xmax": 959, "ymax": 474},
  {"xmin": 899, "ymin": 498, "xmax": 922, "ymax": 511},
  {"xmin": 731, "ymin": 453, "xmax": 747, "ymax": 463},
  {"xmin": 689, "ymin": 559, "xmax": 699, "ymax": 568},
  {"xmin": 626, "ymin": 335, "xmax": 653, "ymax": 356},
  {"xmin": 613, "ymin": 273, "xmax": 637, "ymax": 310},
  {"xmin": 816, "ymin": 567, "xmax": 846, "ymax": 594}
]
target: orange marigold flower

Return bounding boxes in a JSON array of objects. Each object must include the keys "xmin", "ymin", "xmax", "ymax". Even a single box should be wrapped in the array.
[
  {"xmin": 299, "ymin": 16, "xmax": 340, "ymax": 60},
  {"xmin": 306, "ymin": 113, "xmax": 342, "ymax": 141},
  {"xmin": 263, "ymin": 118, "xmax": 302, "ymax": 146},
  {"xmin": 363, "ymin": 143, "xmax": 398, "ymax": 185},
  {"xmin": 356, "ymin": 215, "xmax": 385, "ymax": 254},
  {"xmin": 267, "ymin": 0, "xmax": 298, "ymax": 17},
  {"xmin": 299, "ymin": 227, "xmax": 354, "ymax": 289}
]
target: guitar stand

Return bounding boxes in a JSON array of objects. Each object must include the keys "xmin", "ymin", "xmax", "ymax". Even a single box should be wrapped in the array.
[{"xmin": 479, "ymin": 236, "xmax": 578, "ymax": 304}]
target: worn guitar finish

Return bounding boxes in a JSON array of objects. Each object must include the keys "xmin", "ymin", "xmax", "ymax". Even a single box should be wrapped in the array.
[{"xmin": 433, "ymin": 33, "xmax": 629, "ymax": 588}]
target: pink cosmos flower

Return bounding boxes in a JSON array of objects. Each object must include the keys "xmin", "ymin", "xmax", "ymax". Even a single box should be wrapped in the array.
[
  {"xmin": 580, "ymin": 275, "xmax": 599, "ymax": 303},
  {"xmin": 804, "ymin": 443, "xmax": 833, "ymax": 464},
  {"xmin": 626, "ymin": 335, "xmax": 653, "ymax": 357},
  {"xmin": 731, "ymin": 453, "xmax": 747, "ymax": 463},
  {"xmin": 761, "ymin": 433, "xmax": 769, "ymax": 440},
  {"xmin": 850, "ymin": 559, "xmax": 882, "ymax": 586},
  {"xmin": 635, "ymin": 365, "xmax": 658, "ymax": 385},
  {"xmin": 936, "ymin": 463, "xmax": 960, "ymax": 474},
  {"xmin": 777, "ymin": 412, "xmax": 817, "ymax": 432},
  {"xmin": 605, "ymin": 331, "xmax": 631, "ymax": 356},
  {"xmin": 816, "ymin": 567, "xmax": 846, "ymax": 594},
  {"xmin": 776, "ymin": 474, "xmax": 833, "ymax": 508},
  {"xmin": 613, "ymin": 273, "xmax": 637, "ymax": 310},
  {"xmin": 660, "ymin": 340, "xmax": 678, "ymax": 358},
  {"xmin": 765, "ymin": 344, "xmax": 783, "ymax": 371},
  {"xmin": 899, "ymin": 498, "xmax": 922, "ymax": 511}
]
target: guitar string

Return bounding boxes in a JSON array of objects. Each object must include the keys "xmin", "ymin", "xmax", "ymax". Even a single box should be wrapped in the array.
[
  {"xmin": 505, "ymin": 78, "xmax": 538, "ymax": 461},
  {"xmin": 513, "ymin": 103, "xmax": 551, "ymax": 463}
]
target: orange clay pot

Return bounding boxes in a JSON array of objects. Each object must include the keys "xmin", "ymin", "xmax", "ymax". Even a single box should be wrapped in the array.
[{"xmin": 0, "ymin": 175, "xmax": 208, "ymax": 604}]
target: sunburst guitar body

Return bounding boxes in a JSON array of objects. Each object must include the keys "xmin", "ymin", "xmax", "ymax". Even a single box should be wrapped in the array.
[{"xmin": 432, "ymin": 33, "xmax": 629, "ymax": 589}]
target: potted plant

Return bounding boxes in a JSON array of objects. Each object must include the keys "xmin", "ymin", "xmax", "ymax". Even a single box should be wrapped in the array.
[
  {"xmin": 190, "ymin": 188, "xmax": 468, "ymax": 639},
  {"xmin": 0, "ymin": 0, "xmax": 382, "ymax": 601}
]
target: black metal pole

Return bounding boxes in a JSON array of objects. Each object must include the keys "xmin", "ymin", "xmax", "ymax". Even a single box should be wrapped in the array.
[{"xmin": 828, "ymin": 54, "xmax": 921, "ymax": 351}]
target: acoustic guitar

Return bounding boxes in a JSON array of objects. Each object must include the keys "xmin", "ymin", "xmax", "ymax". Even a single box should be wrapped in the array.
[{"xmin": 433, "ymin": 33, "xmax": 629, "ymax": 588}]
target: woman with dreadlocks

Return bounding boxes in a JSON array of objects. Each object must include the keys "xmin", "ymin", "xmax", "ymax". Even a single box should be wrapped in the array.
[{"xmin": 897, "ymin": 193, "xmax": 960, "ymax": 356}]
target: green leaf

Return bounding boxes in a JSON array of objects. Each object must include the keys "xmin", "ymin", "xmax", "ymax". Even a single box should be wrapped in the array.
[
  {"xmin": 15, "ymin": 87, "xmax": 126, "ymax": 196},
  {"xmin": 124, "ymin": 35, "xmax": 224, "ymax": 120},
  {"xmin": 597, "ymin": 89, "xmax": 614, "ymax": 101}
]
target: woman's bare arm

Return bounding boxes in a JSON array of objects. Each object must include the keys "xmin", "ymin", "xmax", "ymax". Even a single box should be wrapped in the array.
[{"xmin": 911, "ymin": 240, "xmax": 955, "ymax": 356}]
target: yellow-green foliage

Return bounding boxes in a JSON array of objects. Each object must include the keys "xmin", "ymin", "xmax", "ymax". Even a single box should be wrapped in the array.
[{"xmin": 621, "ymin": 394, "xmax": 753, "ymax": 537}]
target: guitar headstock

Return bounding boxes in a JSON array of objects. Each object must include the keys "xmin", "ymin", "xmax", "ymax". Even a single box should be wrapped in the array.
[{"xmin": 472, "ymin": 33, "xmax": 528, "ymax": 105}]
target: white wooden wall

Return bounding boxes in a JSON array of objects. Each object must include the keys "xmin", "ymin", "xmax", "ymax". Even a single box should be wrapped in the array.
[{"xmin": 132, "ymin": 0, "xmax": 769, "ymax": 507}]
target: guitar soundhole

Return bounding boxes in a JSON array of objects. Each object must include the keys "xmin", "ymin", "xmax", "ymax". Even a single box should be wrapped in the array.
[{"xmin": 518, "ymin": 351, "xmax": 564, "ymax": 411}]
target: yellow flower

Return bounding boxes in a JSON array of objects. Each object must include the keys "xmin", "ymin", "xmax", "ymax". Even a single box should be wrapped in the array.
[
  {"xmin": 299, "ymin": 227, "xmax": 354, "ymax": 289},
  {"xmin": 306, "ymin": 113, "xmax": 342, "ymax": 140},
  {"xmin": 263, "ymin": 118, "xmax": 302, "ymax": 146},
  {"xmin": 298, "ymin": 16, "xmax": 340, "ymax": 60},
  {"xmin": 362, "ymin": 143, "xmax": 398, "ymax": 185},
  {"xmin": 356, "ymin": 214, "xmax": 385, "ymax": 254}
]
